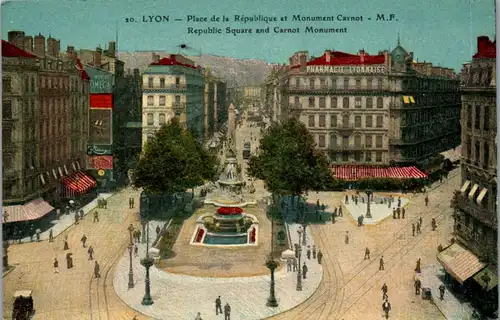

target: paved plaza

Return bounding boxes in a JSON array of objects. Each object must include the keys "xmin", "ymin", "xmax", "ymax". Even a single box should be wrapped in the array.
[{"xmin": 343, "ymin": 194, "xmax": 410, "ymax": 225}]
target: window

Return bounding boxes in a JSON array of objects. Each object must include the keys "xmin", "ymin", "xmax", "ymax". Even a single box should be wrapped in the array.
[
  {"xmin": 318, "ymin": 135, "xmax": 325, "ymax": 147},
  {"xmin": 342, "ymin": 97, "xmax": 349, "ymax": 108},
  {"xmin": 148, "ymin": 77, "xmax": 154, "ymax": 88},
  {"xmin": 147, "ymin": 113, "xmax": 154, "ymax": 125},
  {"xmin": 355, "ymin": 97, "xmax": 362, "ymax": 108},
  {"xmin": 376, "ymin": 115, "xmax": 383, "ymax": 128},
  {"xmin": 31, "ymin": 100, "xmax": 35, "ymax": 117},
  {"xmin": 308, "ymin": 97, "xmax": 315, "ymax": 107},
  {"xmin": 175, "ymin": 77, "xmax": 181, "ymax": 86},
  {"xmin": 319, "ymin": 97, "xmax": 326, "ymax": 108},
  {"xmin": 474, "ymin": 105, "xmax": 481, "ymax": 130},
  {"xmin": 354, "ymin": 135, "xmax": 362, "ymax": 147},
  {"xmin": 378, "ymin": 79, "xmax": 383, "ymax": 89},
  {"xmin": 355, "ymin": 79, "xmax": 361, "ymax": 89},
  {"xmin": 330, "ymin": 115, "xmax": 337, "ymax": 127},
  {"xmin": 330, "ymin": 97, "xmax": 338, "ymax": 108},
  {"xmin": 354, "ymin": 115, "xmax": 362, "ymax": 127},
  {"xmin": 147, "ymin": 133, "xmax": 154, "ymax": 141},
  {"xmin": 343, "ymin": 78, "xmax": 349, "ymax": 89},
  {"xmin": 366, "ymin": 97, "xmax": 373, "ymax": 108},
  {"xmin": 308, "ymin": 115, "xmax": 315, "ymax": 127},
  {"xmin": 25, "ymin": 77, "xmax": 30, "ymax": 92},
  {"xmin": 342, "ymin": 135, "xmax": 349, "ymax": 146},
  {"xmin": 159, "ymin": 95, "xmax": 166, "ymax": 106},
  {"xmin": 319, "ymin": 114, "xmax": 326, "ymax": 127},
  {"xmin": 294, "ymin": 96, "xmax": 300, "ymax": 106},
  {"xmin": 320, "ymin": 79, "xmax": 326, "ymax": 89},
  {"xmin": 354, "ymin": 151, "xmax": 361, "ymax": 161},
  {"xmin": 309, "ymin": 78, "xmax": 315, "ymax": 88},
  {"xmin": 375, "ymin": 151, "xmax": 383, "ymax": 162},
  {"xmin": 30, "ymin": 77, "xmax": 35, "ymax": 92},
  {"xmin": 330, "ymin": 77, "xmax": 337, "ymax": 89},
  {"xmin": 367, "ymin": 79, "xmax": 372, "ymax": 89},
  {"xmin": 3, "ymin": 128, "xmax": 12, "ymax": 146},
  {"xmin": 376, "ymin": 97, "xmax": 384, "ymax": 108},
  {"xmin": 3, "ymin": 76, "xmax": 12, "ymax": 93},
  {"xmin": 366, "ymin": 115, "xmax": 373, "ymax": 127},
  {"xmin": 147, "ymin": 95, "xmax": 154, "ymax": 106},
  {"xmin": 175, "ymin": 95, "xmax": 181, "ymax": 103},
  {"xmin": 3, "ymin": 100, "xmax": 12, "ymax": 119},
  {"xmin": 366, "ymin": 151, "xmax": 372, "ymax": 162},
  {"xmin": 376, "ymin": 135, "xmax": 383, "ymax": 148},
  {"xmin": 342, "ymin": 152, "xmax": 349, "ymax": 161},
  {"xmin": 159, "ymin": 113, "xmax": 166, "ymax": 125},
  {"xmin": 365, "ymin": 135, "xmax": 372, "ymax": 147},
  {"xmin": 160, "ymin": 78, "xmax": 165, "ymax": 88},
  {"xmin": 342, "ymin": 114, "xmax": 349, "ymax": 127}
]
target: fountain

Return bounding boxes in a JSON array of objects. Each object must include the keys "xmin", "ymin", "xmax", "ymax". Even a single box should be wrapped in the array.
[{"xmin": 191, "ymin": 149, "xmax": 259, "ymax": 246}]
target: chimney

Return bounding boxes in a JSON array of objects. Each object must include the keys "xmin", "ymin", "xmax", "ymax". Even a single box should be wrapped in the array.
[
  {"xmin": 108, "ymin": 41, "xmax": 116, "ymax": 57},
  {"xmin": 23, "ymin": 36, "xmax": 33, "ymax": 52},
  {"xmin": 325, "ymin": 50, "xmax": 331, "ymax": 63},
  {"xmin": 151, "ymin": 52, "xmax": 159, "ymax": 63},
  {"xmin": 8, "ymin": 31, "xmax": 25, "ymax": 48},
  {"xmin": 94, "ymin": 47, "xmax": 102, "ymax": 67},
  {"xmin": 34, "ymin": 34, "xmax": 46, "ymax": 55},
  {"xmin": 54, "ymin": 39, "xmax": 60, "ymax": 57},
  {"xmin": 47, "ymin": 37, "xmax": 59, "ymax": 57}
]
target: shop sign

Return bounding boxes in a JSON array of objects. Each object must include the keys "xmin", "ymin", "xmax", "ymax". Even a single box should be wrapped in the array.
[
  {"xmin": 87, "ymin": 144, "xmax": 113, "ymax": 155},
  {"xmin": 306, "ymin": 65, "xmax": 387, "ymax": 74}
]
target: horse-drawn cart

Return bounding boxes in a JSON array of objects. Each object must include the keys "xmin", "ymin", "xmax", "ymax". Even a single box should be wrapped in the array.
[{"xmin": 12, "ymin": 290, "xmax": 34, "ymax": 320}]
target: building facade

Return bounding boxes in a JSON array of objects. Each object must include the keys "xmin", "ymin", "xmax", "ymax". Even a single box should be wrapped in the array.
[
  {"xmin": 270, "ymin": 40, "xmax": 461, "ymax": 167},
  {"xmin": 141, "ymin": 54, "xmax": 205, "ymax": 146},
  {"xmin": 454, "ymin": 36, "xmax": 497, "ymax": 265},
  {"xmin": 3, "ymin": 31, "xmax": 92, "ymax": 222},
  {"xmin": 204, "ymin": 71, "xmax": 228, "ymax": 140}
]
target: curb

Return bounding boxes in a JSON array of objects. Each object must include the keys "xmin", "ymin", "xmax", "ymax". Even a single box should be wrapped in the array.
[{"xmin": 3, "ymin": 265, "xmax": 16, "ymax": 278}]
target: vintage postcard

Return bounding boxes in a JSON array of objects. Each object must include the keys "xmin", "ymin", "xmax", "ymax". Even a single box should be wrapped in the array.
[{"xmin": 1, "ymin": 0, "xmax": 497, "ymax": 319}]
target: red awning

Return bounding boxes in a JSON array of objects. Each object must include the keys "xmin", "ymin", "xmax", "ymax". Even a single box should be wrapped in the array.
[
  {"xmin": 3, "ymin": 198, "xmax": 54, "ymax": 223},
  {"xmin": 61, "ymin": 171, "xmax": 96, "ymax": 198},
  {"xmin": 332, "ymin": 165, "xmax": 427, "ymax": 180}
]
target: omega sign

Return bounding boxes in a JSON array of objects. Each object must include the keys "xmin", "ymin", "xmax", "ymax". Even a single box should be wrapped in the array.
[{"xmin": 306, "ymin": 65, "xmax": 387, "ymax": 74}]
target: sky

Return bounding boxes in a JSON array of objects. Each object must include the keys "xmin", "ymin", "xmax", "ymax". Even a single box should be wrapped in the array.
[{"xmin": 1, "ymin": 0, "xmax": 496, "ymax": 71}]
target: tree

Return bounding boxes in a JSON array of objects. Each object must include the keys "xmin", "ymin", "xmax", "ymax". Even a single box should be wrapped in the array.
[
  {"xmin": 247, "ymin": 118, "xmax": 335, "ymax": 205},
  {"xmin": 134, "ymin": 118, "xmax": 217, "ymax": 195}
]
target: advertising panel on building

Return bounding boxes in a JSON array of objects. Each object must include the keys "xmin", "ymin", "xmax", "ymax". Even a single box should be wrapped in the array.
[
  {"xmin": 90, "ymin": 94, "xmax": 113, "ymax": 109},
  {"xmin": 87, "ymin": 144, "xmax": 113, "ymax": 155},
  {"xmin": 85, "ymin": 67, "xmax": 114, "ymax": 94},
  {"xmin": 88, "ymin": 155, "xmax": 114, "ymax": 169},
  {"xmin": 89, "ymin": 109, "xmax": 112, "ymax": 144}
]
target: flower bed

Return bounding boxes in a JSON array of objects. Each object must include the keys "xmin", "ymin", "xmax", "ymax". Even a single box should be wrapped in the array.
[
  {"xmin": 216, "ymin": 207, "xmax": 243, "ymax": 215},
  {"xmin": 194, "ymin": 228, "xmax": 205, "ymax": 243},
  {"xmin": 249, "ymin": 227, "xmax": 256, "ymax": 243}
]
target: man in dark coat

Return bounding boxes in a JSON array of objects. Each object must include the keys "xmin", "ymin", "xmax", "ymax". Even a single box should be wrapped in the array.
[
  {"xmin": 379, "ymin": 256, "xmax": 385, "ymax": 270},
  {"xmin": 317, "ymin": 250, "xmax": 323, "ymax": 264},
  {"xmin": 439, "ymin": 284, "xmax": 445, "ymax": 300},
  {"xmin": 156, "ymin": 225, "xmax": 161, "ymax": 237},
  {"xmin": 402, "ymin": 208, "xmax": 406, "ymax": 219},
  {"xmin": 345, "ymin": 231, "xmax": 349, "ymax": 244},
  {"xmin": 415, "ymin": 258, "xmax": 421, "ymax": 273},
  {"xmin": 302, "ymin": 262, "xmax": 308, "ymax": 279},
  {"xmin": 338, "ymin": 207, "xmax": 343, "ymax": 216},
  {"xmin": 424, "ymin": 195, "xmax": 429, "ymax": 206},
  {"xmin": 94, "ymin": 261, "xmax": 101, "ymax": 278},
  {"xmin": 382, "ymin": 299, "xmax": 391, "ymax": 319},
  {"xmin": 415, "ymin": 279, "xmax": 421, "ymax": 295},
  {"xmin": 416, "ymin": 221, "xmax": 421, "ymax": 234},
  {"xmin": 392, "ymin": 208, "xmax": 396, "ymax": 219},
  {"xmin": 88, "ymin": 245, "xmax": 94, "ymax": 260},
  {"xmin": 224, "ymin": 303, "xmax": 231, "ymax": 320},
  {"xmin": 93, "ymin": 210, "xmax": 99, "ymax": 222},
  {"xmin": 215, "ymin": 296, "xmax": 222, "ymax": 315},
  {"xmin": 312, "ymin": 245, "xmax": 317, "ymax": 259},
  {"xmin": 364, "ymin": 247, "xmax": 371, "ymax": 260},
  {"xmin": 381, "ymin": 283, "xmax": 388, "ymax": 300},
  {"xmin": 49, "ymin": 229, "xmax": 54, "ymax": 242},
  {"xmin": 306, "ymin": 246, "xmax": 311, "ymax": 260},
  {"xmin": 412, "ymin": 223, "xmax": 416, "ymax": 236},
  {"xmin": 81, "ymin": 234, "xmax": 87, "ymax": 248}
]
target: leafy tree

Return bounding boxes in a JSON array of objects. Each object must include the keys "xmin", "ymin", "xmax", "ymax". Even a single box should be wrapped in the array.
[
  {"xmin": 247, "ymin": 118, "xmax": 335, "ymax": 206},
  {"xmin": 134, "ymin": 118, "xmax": 217, "ymax": 195}
]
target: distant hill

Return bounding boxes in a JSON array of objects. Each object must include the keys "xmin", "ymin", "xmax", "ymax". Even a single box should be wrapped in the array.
[{"xmin": 117, "ymin": 52, "xmax": 275, "ymax": 88}]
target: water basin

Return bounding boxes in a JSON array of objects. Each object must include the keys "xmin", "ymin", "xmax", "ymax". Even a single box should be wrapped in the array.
[{"xmin": 203, "ymin": 234, "xmax": 248, "ymax": 245}]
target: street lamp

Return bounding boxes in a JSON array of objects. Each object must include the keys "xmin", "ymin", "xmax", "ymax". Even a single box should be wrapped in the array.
[
  {"xmin": 301, "ymin": 221, "xmax": 308, "ymax": 246},
  {"xmin": 141, "ymin": 219, "xmax": 154, "ymax": 305},
  {"xmin": 265, "ymin": 255, "xmax": 279, "ymax": 307},
  {"xmin": 141, "ymin": 219, "xmax": 147, "ymax": 243},
  {"xmin": 365, "ymin": 189, "xmax": 373, "ymax": 219},
  {"xmin": 297, "ymin": 225, "xmax": 303, "ymax": 246},
  {"xmin": 128, "ymin": 224, "xmax": 134, "ymax": 244},
  {"xmin": 128, "ymin": 243, "xmax": 134, "ymax": 289},
  {"xmin": 296, "ymin": 245, "xmax": 302, "ymax": 291}
]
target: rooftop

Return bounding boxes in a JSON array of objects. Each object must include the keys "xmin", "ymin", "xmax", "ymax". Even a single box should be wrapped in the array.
[
  {"xmin": 473, "ymin": 36, "xmax": 496, "ymax": 59},
  {"xmin": 2, "ymin": 40, "xmax": 36, "ymax": 58},
  {"xmin": 150, "ymin": 54, "xmax": 199, "ymax": 69}
]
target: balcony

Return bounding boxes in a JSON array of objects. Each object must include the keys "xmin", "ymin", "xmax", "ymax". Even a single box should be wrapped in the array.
[
  {"xmin": 337, "ymin": 124, "xmax": 355, "ymax": 131},
  {"xmin": 455, "ymin": 193, "xmax": 497, "ymax": 229},
  {"xmin": 144, "ymin": 84, "xmax": 187, "ymax": 91},
  {"xmin": 330, "ymin": 144, "xmax": 365, "ymax": 150},
  {"xmin": 171, "ymin": 102, "xmax": 187, "ymax": 109}
]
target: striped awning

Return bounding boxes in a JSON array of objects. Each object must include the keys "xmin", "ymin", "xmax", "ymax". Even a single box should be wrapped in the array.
[
  {"xmin": 437, "ymin": 243, "xmax": 486, "ymax": 284},
  {"xmin": 331, "ymin": 165, "xmax": 428, "ymax": 180},
  {"xmin": 3, "ymin": 198, "xmax": 54, "ymax": 223},
  {"xmin": 61, "ymin": 171, "xmax": 96, "ymax": 198}
]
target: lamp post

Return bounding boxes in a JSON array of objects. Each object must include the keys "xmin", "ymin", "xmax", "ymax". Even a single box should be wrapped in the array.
[
  {"xmin": 365, "ymin": 189, "xmax": 373, "ymax": 219},
  {"xmin": 128, "ymin": 243, "xmax": 134, "ymax": 289},
  {"xmin": 3, "ymin": 236, "xmax": 9, "ymax": 269},
  {"xmin": 128, "ymin": 224, "xmax": 134, "ymax": 244},
  {"xmin": 141, "ymin": 220, "xmax": 147, "ymax": 243},
  {"xmin": 301, "ymin": 221, "xmax": 308, "ymax": 246},
  {"xmin": 141, "ymin": 219, "xmax": 154, "ymax": 305},
  {"xmin": 297, "ymin": 225, "xmax": 303, "ymax": 246},
  {"xmin": 296, "ymin": 245, "xmax": 302, "ymax": 291},
  {"xmin": 265, "ymin": 256, "xmax": 279, "ymax": 307}
]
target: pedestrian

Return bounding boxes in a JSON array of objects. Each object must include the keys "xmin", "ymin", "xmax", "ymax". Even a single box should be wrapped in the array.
[
  {"xmin": 215, "ymin": 296, "xmax": 222, "ymax": 315},
  {"xmin": 379, "ymin": 256, "xmax": 385, "ymax": 270},
  {"xmin": 94, "ymin": 261, "xmax": 101, "ymax": 278},
  {"xmin": 414, "ymin": 279, "xmax": 421, "ymax": 295},
  {"xmin": 137, "ymin": 229, "xmax": 142, "ymax": 242},
  {"xmin": 294, "ymin": 243, "xmax": 299, "ymax": 258},
  {"xmin": 364, "ymin": 247, "xmax": 371, "ymax": 260},
  {"xmin": 63, "ymin": 239, "xmax": 69, "ymax": 250},
  {"xmin": 129, "ymin": 198, "xmax": 133, "ymax": 209},
  {"xmin": 131, "ymin": 197, "xmax": 135, "ymax": 208},
  {"xmin": 439, "ymin": 284, "xmax": 445, "ymax": 300},
  {"xmin": 382, "ymin": 299, "xmax": 391, "ymax": 319},
  {"xmin": 302, "ymin": 262, "xmax": 308, "ymax": 279},
  {"xmin": 381, "ymin": 283, "xmax": 388, "ymax": 300},
  {"xmin": 416, "ymin": 222, "xmax": 421, "ymax": 234},
  {"xmin": 312, "ymin": 245, "xmax": 317, "ymax": 259},
  {"xmin": 419, "ymin": 216, "xmax": 423, "ymax": 226},
  {"xmin": 81, "ymin": 234, "xmax": 87, "ymax": 248},
  {"xmin": 415, "ymin": 258, "xmax": 421, "ymax": 273},
  {"xmin": 317, "ymin": 250, "xmax": 323, "ymax": 264},
  {"xmin": 53, "ymin": 258, "xmax": 60, "ymax": 274},
  {"xmin": 392, "ymin": 208, "xmax": 396, "ymax": 219},
  {"xmin": 156, "ymin": 225, "xmax": 161, "ymax": 237},
  {"xmin": 88, "ymin": 245, "xmax": 94, "ymax": 260},
  {"xmin": 287, "ymin": 258, "xmax": 292, "ymax": 272},
  {"xmin": 224, "ymin": 303, "xmax": 231, "ymax": 320},
  {"xmin": 424, "ymin": 195, "xmax": 429, "ymax": 206},
  {"xmin": 93, "ymin": 210, "xmax": 99, "ymax": 222},
  {"xmin": 345, "ymin": 231, "xmax": 349, "ymax": 244},
  {"xmin": 56, "ymin": 208, "xmax": 61, "ymax": 220},
  {"xmin": 194, "ymin": 312, "xmax": 202, "ymax": 320},
  {"xmin": 412, "ymin": 223, "xmax": 415, "ymax": 236},
  {"xmin": 49, "ymin": 229, "xmax": 54, "ymax": 242},
  {"xmin": 339, "ymin": 207, "xmax": 343, "ymax": 217},
  {"xmin": 345, "ymin": 195, "xmax": 348, "ymax": 204},
  {"xmin": 30, "ymin": 224, "xmax": 35, "ymax": 242},
  {"xmin": 103, "ymin": 199, "xmax": 107, "ymax": 209},
  {"xmin": 75, "ymin": 211, "xmax": 79, "ymax": 225},
  {"xmin": 396, "ymin": 207, "xmax": 401, "ymax": 219},
  {"xmin": 134, "ymin": 245, "xmax": 138, "ymax": 257},
  {"xmin": 402, "ymin": 208, "xmax": 405, "ymax": 219},
  {"xmin": 397, "ymin": 197, "xmax": 401, "ymax": 207},
  {"xmin": 333, "ymin": 207, "xmax": 337, "ymax": 217},
  {"xmin": 431, "ymin": 218, "xmax": 437, "ymax": 231},
  {"xmin": 306, "ymin": 246, "xmax": 311, "ymax": 260}
]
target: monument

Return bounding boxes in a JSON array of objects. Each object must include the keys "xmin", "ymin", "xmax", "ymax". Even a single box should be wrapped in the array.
[{"xmin": 227, "ymin": 103, "xmax": 236, "ymax": 150}]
